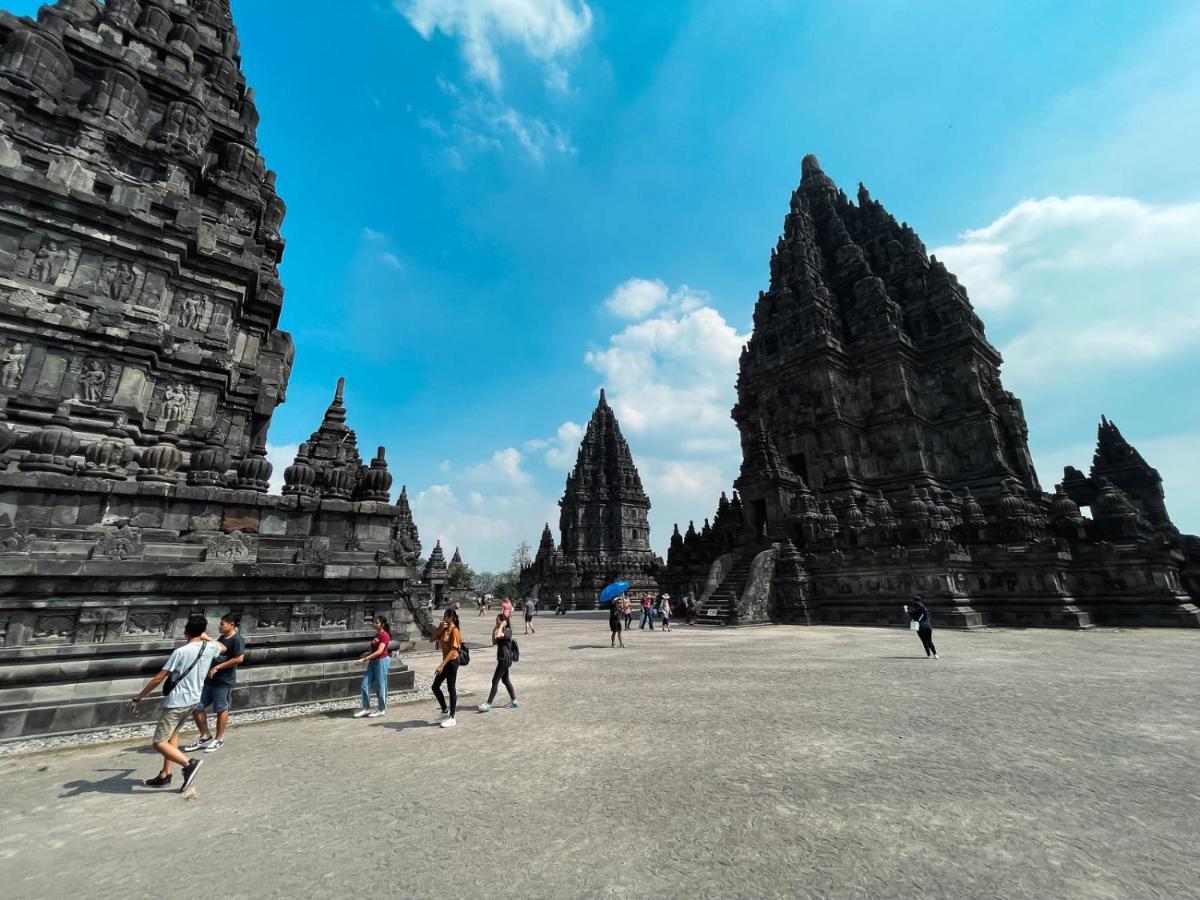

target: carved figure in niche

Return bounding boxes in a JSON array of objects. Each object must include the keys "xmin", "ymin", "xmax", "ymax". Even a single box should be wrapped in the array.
[
  {"xmin": 98, "ymin": 258, "xmax": 135, "ymax": 302},
  {"xmin": 77, "ymin": 358, "xmax": 107, "ymax": 403},
  {"xmin": 162, "ymin": 384, "xmax": 188, "ymax": 426},
  {"xmin": 218, "ymin": 202, "xmax": 251, "ymax": 231},
  {"xmin": 1, "ymin": 343, "xmax": 25, "ymax": 388},
  {"xmin": 31, "ymin": 241, "xmax": 64, "ymax": 282},
  {"xmin": 178, "ymin": 291, "xmax": 208, "ymax": 330}
]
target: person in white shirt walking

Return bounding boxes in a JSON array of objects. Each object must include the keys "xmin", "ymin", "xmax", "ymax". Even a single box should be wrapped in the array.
[
  {"xmin": 523, "ymin": 597, "xmax": 537, "ymax": 634},
  {"xmin": 128, "ymin": 615, "xmax": 224, "ymax": 793}
]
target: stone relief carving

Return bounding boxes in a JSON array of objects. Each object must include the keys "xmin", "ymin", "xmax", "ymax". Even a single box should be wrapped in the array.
[
  {"xmin": 125, "ymin": 611, "xmax": 168, "ymax": 639},
  {"xmin": 97, "ymin": 258, "xmax": 137, "ymax": 302},
  {"xmin": 33, "ymin": 615, "xmax": 75, "ymax": 642},
  {"xmin": 159, "ymin": 382, "xmax": 193, "ymax": 429},
  {"xmin": 256, "ymin": 607, "xmax": 289, "ymax": 630},
  {"xmin": 31, "ymin": 241, "xmax": 66, "ymax": 282},
  {"xmin": 206, "ymin": 530, "xmax": 254, "ymax": 562},
  {"xmin": 0, "ymin": 342, "xmax": 26, "ymax": 388},
  {"xmin": 90, "ymin": 525, "xmax": 143, "ymax": 560},
  {"xmin": 76, "ymin": 358, "xmax": 108, "ymax": 403},
  {"xmin": 321, "ymin": 606, "xmax": 349, "ymax": 629},
  {"xmin": 176, "ymin": 291, "xmax": 209, "ymax": 330},
  {"xmin": 76, "ymin": 607, "xmax": 128, "ymax": 643},
  {"xmin": 291, "ymin": 604, "xmax": 321, "ymax": 632}
]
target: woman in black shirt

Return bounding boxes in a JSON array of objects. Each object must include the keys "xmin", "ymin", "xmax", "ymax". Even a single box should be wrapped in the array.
[{"xmin": 478, "ymin": 613, "xmax": 519, "ymax": 712}]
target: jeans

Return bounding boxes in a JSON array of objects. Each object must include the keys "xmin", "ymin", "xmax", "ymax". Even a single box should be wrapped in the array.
[
  {"xmin": 640, "ymin": 609, "xmax": 654, "ymax": 629},
  {"xmin": 917, "ymin": 629, "xmax": 937, "ymax": 656},
  {"xmin": 360, "ymin": 657, "xmax": 390, "ymax": 710},
  {"xmin": 432, "ymin": 659, "xmax": 460, "ymax": 716},
  {"xmin": 487, "ymin": 662, "xmax": 516, "ymax": 704}
]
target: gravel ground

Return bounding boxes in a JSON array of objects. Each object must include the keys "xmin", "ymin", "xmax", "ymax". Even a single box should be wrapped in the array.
[{"xmin": 1, "ymin": 614, "xmax": 1198, "ymax": 899}]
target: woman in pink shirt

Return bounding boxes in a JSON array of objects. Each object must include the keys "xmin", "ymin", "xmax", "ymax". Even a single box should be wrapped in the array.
[
  {"xmin": 353, "ymin": 616, "xmax": 391, "ymax": 718},
  {"xmin": 501, "ymin": 597, "xmax": 513, "ymax": 620}
]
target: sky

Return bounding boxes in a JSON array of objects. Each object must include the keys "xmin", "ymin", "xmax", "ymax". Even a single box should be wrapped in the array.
[{"xmin": 12, "ymin": 0, "xmax": 1198, "ymax": 570}]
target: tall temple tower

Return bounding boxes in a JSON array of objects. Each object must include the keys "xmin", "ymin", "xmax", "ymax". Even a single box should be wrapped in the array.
[
  {"xmin": 0, "ymin": 0, "xmax": 429, "ymax": 741},
  {"xmin": 0, "ymin": 0, "xmax": 292, "ymax": 460},
  {"xmin": 664, "ymin": 156, "xmax": 1197, "ymax": 629},
  {"xmin": 559, "ymin": 389, "xmax": 653, "ymax": 555},
  {"xmin": 520, "ymin": 390, "xmax": 660, "ymax": 607},
  {"xmin": 733, "ymin": 154, "xmax": 1038, "ymax": 535}
]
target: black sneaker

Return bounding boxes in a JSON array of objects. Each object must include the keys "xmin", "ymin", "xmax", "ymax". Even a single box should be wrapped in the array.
[
  {"xmin": 144, "ymin": 773, "xmax": 173, "ymax": 788},
  {"xmin": 179, "ymin": 758, "xmax": 204, "ymax": 793}
]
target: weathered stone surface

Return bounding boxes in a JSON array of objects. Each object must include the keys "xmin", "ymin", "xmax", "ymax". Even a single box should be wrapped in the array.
[
  {"xmin": 0, "ymin": 1, "xmax": 426, "ymax": 740},
  {"xmin": 520, "ymin": 390, "xmax": 661, "ymax": 607},
  {"xmin": 664, "ymin": 156, "xmax": 1197, "ymax": 628}
]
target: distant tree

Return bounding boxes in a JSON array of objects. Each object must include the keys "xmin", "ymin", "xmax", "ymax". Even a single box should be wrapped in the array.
[
  {"xmin": 447, "ymin": 561, "xmax": 474, "ymax": 589},
  {"xmin": 510, "ymin": 541, "xmax": 532, "ymax": 574},
  {"xmin": 472, "ymin": 570, "xmax": 499, "ymax": 594}
]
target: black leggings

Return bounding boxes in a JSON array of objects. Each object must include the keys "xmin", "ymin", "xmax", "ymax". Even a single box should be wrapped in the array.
[
  {"xmin": 917, "ymin": 629, "xmax": 937, "ymax": 656},
  {"xmin": 487, "ymin": 662, "xmax": 515, "ymax": 704},
  {"xmin": 432, "ymin": 659, "xmax": 459, "ymax": 715}
]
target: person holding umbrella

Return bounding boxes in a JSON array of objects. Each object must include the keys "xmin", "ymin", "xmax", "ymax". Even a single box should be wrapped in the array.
[
  {"xmin": 600, "ymin": 581, "xmax": 629, "ymax": 649},
  {"xmin": 905, "ymin": 595, "xmax": 939, "ymax": 659}
]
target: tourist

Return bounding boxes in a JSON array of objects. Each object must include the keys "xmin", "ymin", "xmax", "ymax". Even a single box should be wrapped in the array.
[
  {"xmin": 477, "ymin": 595, "xmax": 488, "ymax": 616},
  {"xmin": 660, "ymin": 593, "xmax": 672, "ymax": 632},
  {"xmin": 501, "ymin": 597, "xmax": 513, "ymax": 620},
  {"xmin": 184, "ymin": 613, "xmax": 246, "ymax": 754},
  {"xmin": 905, "ymin": 595, "xmax": 939, "ymax": 659},
  {"xmin": 683, "ymin": 593, "xmax": 696, "ymax": 625},
  {"xmin": 523, "ymin": 596, "xmax": 537, "ymax": 634},
  {"xmin": 640, "ymin": 594, "xmax": 655, "ymax": 630},
  {"xmin": 621, "ymin": 594, "xmax": 633, "ymax": 630},
  {"xmin": 555, "ymin": 593, "xmax": 566, "ymax": 616},
  {"xmin": 127, "ymin": 615, "xmax": 223, "ymax": 792},
  {"xmin": 479, "ymin": 613, "xmax": 519, "ymax": 712},
  {"xmin": 609, "ymin": 595, "xmax": 625, "ymax": 648},
  {"xmin": 431, "ymin": 608, "xmax": 462, "ymax": 727},
  {"xmin": 352, "ymin": 616, "xmax": 392, "ymax": 717}
]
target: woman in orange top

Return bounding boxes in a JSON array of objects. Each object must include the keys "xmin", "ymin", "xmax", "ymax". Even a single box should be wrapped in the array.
[{"xmin": 431, "ymin": 608, "xmax": 462, "ymax": 728}]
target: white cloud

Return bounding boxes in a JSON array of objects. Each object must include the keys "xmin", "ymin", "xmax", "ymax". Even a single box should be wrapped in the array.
[
  {"xmin": 604, "ymin": 277, "xmax": 669, "ymax": 319},
  {"xmin": 464, "ymin": 447, "xmax": 533, "ymax": 488},
  {"xmin": 544, "ymin": 420, "xmax": 583, "ymax": 469},
  {"xmin": 429, "ymin": 77, "xmax": 575, "ymax": 165},
  {"xmin": 933, "ymin": 195, "xmax": 1200, "ymax": 390},
  {"xmin": 398, "ymin": 0, "xmax": 593, "ymax": 91}
]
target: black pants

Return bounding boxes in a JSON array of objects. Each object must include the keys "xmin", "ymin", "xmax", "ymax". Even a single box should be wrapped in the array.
[
  {"xmin": 487, "ymin": 662, "xmax": 515, "ymax": 704},
  {"xmin": 917, "ymin": 629, "xmax": 936, "ymax": 656},
  {"xmin": 624, "ymin": 613, "xmax": 632, "ymax": 628},
  {"xmin": 432, "ymin": 659, "xmax": 459, "ymax": 715}
]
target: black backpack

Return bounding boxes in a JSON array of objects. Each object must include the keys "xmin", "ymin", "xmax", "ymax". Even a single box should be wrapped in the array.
[
  {"xmin": 509, "ymin": 639, "xmax": 520, "ymax": 664},
  {"xmin": 457, "ymin": 642, "xmax": 470, "ymax": 667}
]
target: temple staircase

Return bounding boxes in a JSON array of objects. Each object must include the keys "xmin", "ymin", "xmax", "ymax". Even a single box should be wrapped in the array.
[{"xmin": 696, "ymin": 554, "xmax": 757, "ymax": 625}]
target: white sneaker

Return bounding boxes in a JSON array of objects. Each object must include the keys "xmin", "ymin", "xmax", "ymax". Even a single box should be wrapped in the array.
[
  {"xmin": 367, "ymin": 710, "xmax": 385, "ymax": 718},
  {"xmin": 440, "ymin": 717, "xmax": 457, "ymax": 728},
  {"xmin": 352, "ymin": 709, "xmax": 371, "ymax": 718},
  {"xmin": 478, "ymin": 703, "xmax": 492, "ymax": 712},
  {"xmin": 933, "ymin": 654, "xmax": 940, "ymax": 660},
  {"xmin": 435, "ymin": 710, "xmax": 449, "ymax": 721}
]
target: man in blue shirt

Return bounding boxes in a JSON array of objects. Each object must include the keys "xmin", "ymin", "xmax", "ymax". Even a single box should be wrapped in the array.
[{"xmin": 129, "ymin": 615, "xmax": 224, "ymax": 792}]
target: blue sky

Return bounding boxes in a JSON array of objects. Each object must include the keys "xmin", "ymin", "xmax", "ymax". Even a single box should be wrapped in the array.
[{"xmin": 14, "ymin": 0, "xmax": 1199, "ymax": 568}]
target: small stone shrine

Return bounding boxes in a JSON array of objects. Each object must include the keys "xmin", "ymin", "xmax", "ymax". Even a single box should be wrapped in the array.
[
  {"xmin": 663, "ymin": 156, "xmax": 1198, "ymax": 628},
  {"xmin": 0, "ymin": 0, "xmax": 423, "ymax": 740},
  {"xmin": 520, "ymin": 390, "xmax": 661, "ymax": 607}
]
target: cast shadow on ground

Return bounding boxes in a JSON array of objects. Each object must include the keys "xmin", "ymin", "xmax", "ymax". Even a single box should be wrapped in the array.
[
  {"xmin": 60, "ymin": 768, "xmax": 142, "ymax": 797},
  {"xmin": 119, "ymin": 744, "xmax": 160, "ymax": 755},
  {"xmin": 568, "ymin": 644, "xmax": 620, "ymax": 650},
  {"xmin": 371, "ymin": 719, "xmax": 434, "ymax": 732}
]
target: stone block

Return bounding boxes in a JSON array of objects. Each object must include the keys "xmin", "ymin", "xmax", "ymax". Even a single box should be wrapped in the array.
[{"xmin": 223, "ymin": 509, "xmax": 260, "ymax": 532}]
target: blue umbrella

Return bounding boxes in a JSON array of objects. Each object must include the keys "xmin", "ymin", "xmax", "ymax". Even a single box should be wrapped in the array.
[{"xmin": 599, "ymin": 581, "xmax": 630, "ymax": 605}]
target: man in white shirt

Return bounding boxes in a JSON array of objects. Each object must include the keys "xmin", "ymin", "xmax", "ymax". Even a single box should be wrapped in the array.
[{"xmin": 129, "ymin": 615, "xmax": 224, "ymax": 792}]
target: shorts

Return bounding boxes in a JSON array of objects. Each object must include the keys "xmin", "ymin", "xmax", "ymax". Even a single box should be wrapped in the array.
[
  {"xmin": 197, "ymin": 682, "xmax": 233, "ymax": 713},
  {"xmin": 524, "ymin": 613, "xmax": 534, "ymax": 622},
  {"xmin": 609, "ymin": 619, "xmax": 622, "ymax": 634},
  {"xmin": 152, "ymin": 706, "xmax": 192, "ymax": 743}
]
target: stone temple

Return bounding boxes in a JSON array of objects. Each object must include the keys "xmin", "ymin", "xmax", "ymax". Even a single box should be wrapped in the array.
[
  {"xmin": 662, "ymin": 156, "xmax": 1198, "ymax": 628},
  {"xmin": 520, "ymin": 390, "xmax": 661, "ymax": 607},
  {"xmin": 0, "ymin": 0, "xmax": 426, "ymax": 740}
]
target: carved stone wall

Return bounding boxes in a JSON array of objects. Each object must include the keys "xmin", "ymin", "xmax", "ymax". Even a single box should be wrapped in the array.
[{"xmin": 663, "ymin": 157, "xmax": 1198, "ymax": 629}]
